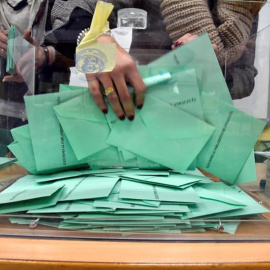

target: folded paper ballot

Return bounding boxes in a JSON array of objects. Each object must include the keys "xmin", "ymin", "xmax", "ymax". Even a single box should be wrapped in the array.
[
  {"xmin": 8, "ymin": 125, "xmax": 37, "ymax": 174},
  {"xmin": 197, "ymin": 94, "xmax": 266, "ymax": 183},
  {"xmin": 6, "ymin": 25, "xmax": 35, "ymax": 95},
  {"xmin": 24, "ymin": 90, "xmax": 91, "ymax": 173},
  {"xmin": 58, "ymin": 176, "xmax": 119, "ymax": 201},
  {"xmin": 149, "ymin": 33, "xmax": 233, "ymax": 105},
  {"xmin": 0, "ymin": 184, "xmax": 64, "ymax": 205},
  {"xmin": 233, "ymin": 150, "xmax": 257, "ymax": 185},
  {"xmin": 6, "ymin": 25, "xmax": 17, "ymax": 75},
  {"xmin": 53, "ymin": 91, "xmax": 111, "ymax": 160},
  {"xmin": 119, "ymin": 180, "xmax": 202, "ymax": 203},
  {"xmin": 107, "ymin": 94, "xmax": 215, "ymax": 173},
  {"xmin": 0, "ymin": 183, "xmax": 64, "ymax": 214}
]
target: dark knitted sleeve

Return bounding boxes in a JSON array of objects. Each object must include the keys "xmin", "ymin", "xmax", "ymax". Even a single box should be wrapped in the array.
[
  {"xmin": 45, "ymin": 0, "xmax": 97, "ymax": 59},
  {"xmin": 224, "ymin": 17, "xmax": 259, "ymax": 99},
  {"xmin": 52, "ymin": 7, "xmax": 93, "ymax": 59}
]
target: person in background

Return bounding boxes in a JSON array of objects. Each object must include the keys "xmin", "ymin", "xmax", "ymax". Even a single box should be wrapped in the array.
[
  {"xmin": 0, "ymin": 0, "xmax": 97, "ymax": 92},
  {"xmin": 73, "ymin": 0, "xmax": 266, "ymax": 119},
  {"xmin": 160, "ymin": 0, "xmax": 266, "ymax": 99},
  {"xmin": 0, "ymin": 0, "xmax": 98, "ymax": 155},
  {"xmin": 1, "ymin": 0, "xmax": 265, "ymax": 124}
]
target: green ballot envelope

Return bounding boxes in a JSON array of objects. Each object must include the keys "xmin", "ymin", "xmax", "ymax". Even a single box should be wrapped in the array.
[
  {"xmin": 93, "ymin": 199, "xmax": 190, "ymax": 213},
  {"xmin": 119, "ymin": 173, "xmax": 204, "ymax": 188},
  {"xmin": 149, "ymin": 33, "xmax": 233, "ymax": 105},
  {"xmin": 0, "ymin": 184, "xmax": 64, "ymax": 205},
  {"xmin": 197, "ymin": 94, "xmax": 266, "ymax": 183},
  {"xmin": 53, "ymin": 91, "xmax": 111, "ymax": 160},
  {"xmin": 233, "ymin": 150, "xmax": 257, "ymax": 185},
  {"xmin": 58, "ymin": 176, "xmax": 119, "ymax": 201},
  {"xmin": 24, "ymin": 90, "xmax": 91, "ymax": 174},
  {"xmin": 6, "ymin": 25, "xmax": 17, "ymax": 75},
  {"xmin": 119, "ymin": 180, "xmax": 201, "ymax": 203},
  {"xmin": 182, "ymin": 199, "xmax": 244, "ymax": 219},
  {"xmin": 193, "ymin": 182, "xmax": 246, "ymax": 206},
  {"xmin": 8, "ymin": 125, "xmax": 37, "ymax": 174},
  {"xmin": 28, "ymin": 201, "xmax": 113, "ymax": 214},
  {"xmin": 206, "ymin": 186, "xmax": 270, "ymax": 219},
  {"xmin": 8, "ymin": 142, "xmax": 37, "ymax": 174},
  {"xmin": 0, "ymin": 184, "xmax": 64, "ymax": 214},
  {"xmin": 146, "ymin": 68, "xmax": 204, "ymax": 120},
  {"xmin": 6, "ymin": 25, "xmax": 31, "ymax": 76},
  {"xmin": 107, "ymin": 94, "xmax": 215, "ymax": 173}
]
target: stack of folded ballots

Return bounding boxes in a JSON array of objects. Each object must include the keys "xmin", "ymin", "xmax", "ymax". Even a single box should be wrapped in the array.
[
  {"xmin": 1, "ymin": 168, "xmax": 269, "ymax": 234},
  {"xmin": 3, "ymin": 34, "xmax": 269, "ymax": 234}
]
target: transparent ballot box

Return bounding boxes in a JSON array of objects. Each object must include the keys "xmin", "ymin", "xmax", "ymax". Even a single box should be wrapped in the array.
[
  {"xmin": 0, "ymin": 0, "xmax": 270, "ymax": 243},
  {"xmin": 0, "ymin": 26, "xmax": 35, "ymax": 157}
]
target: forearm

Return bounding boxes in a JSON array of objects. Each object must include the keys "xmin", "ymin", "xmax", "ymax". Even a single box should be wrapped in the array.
[
  {"xmin": 160, "ymin": 0, "xmax": 256, "ymax": 64},
  {"xmin": 160, "ymin": 0, "xmax": 218, "ymax": 42},
  {"xmin": 41, "ymin": 46, "xmax": 74, "ymax": 69},
  {"xmin": 160, "ymin": 0, "xmax": 226, "ymax": 63},
  {"xmin": 53, "ymin": 48, "xmax": 75, "ymax": 69}
]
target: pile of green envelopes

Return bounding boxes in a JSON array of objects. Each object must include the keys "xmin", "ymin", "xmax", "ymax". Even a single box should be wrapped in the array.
[
  {"xmin": 2, "ymin": 34, "xmax": 269, "ymax": 234},
  {"xmin": 1, "ymin": 168, "xmax": 269, "ymax": 234},
  {"xmin": 8, "ymin": 34, "xmax": 266, "ymax": 185}
]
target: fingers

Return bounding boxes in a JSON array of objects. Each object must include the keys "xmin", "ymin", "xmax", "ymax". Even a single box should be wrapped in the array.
[
  {"xmin": 171, "ymin": 33, "xmax": 198, "ymax": 50},
  {"xmin": 0, "ymin": 30, "xmax": 8, "ymax": 57},
  {"xmin": 86, "ymin": 73, "xmax": 108, "ymax": 114},
  {"xmin": 99, "ymin": 73, "xmax": 127, "ymax": 120},
  {"xmin": 0, "ymin": 46, "xmax": 6, "ymax": 57},
  {"xmin": 110, "ymin": 73, "xmax": 134, "ymax": 120},
  {"xmin": 23, "ymin": 29, "xmax": 38, "ymax": 47},
  {"xmin": 15, "ymin": 60, "xmax": 32, "ymax": 81},
  {"xmin": 171, "ymin": 34, "xmax": 218, "ymax": 53},
  {"xmin": 126, "ymin": 66, "xmax": 145, "ymax": 109},
  {"xmin": 212, "ymin": 44, "xmax": 218, "ymax": 52},
  {"xmin": 85, "ymin": 36, "xmax": 145, "ymax": 120}
]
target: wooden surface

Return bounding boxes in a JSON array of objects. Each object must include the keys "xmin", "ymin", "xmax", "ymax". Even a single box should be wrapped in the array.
[
  {"xmin": 1, "ymin": 238, "xmax": 270, "ymax": 269},
  {"xmin": 0, "ymin": 164, "xmax": 270, "ymax": 269}
]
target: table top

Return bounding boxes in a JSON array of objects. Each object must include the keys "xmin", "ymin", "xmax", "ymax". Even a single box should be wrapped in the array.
[{"xmin": 1, "ymin": 164, "xmax": 270, "ymax": 269}]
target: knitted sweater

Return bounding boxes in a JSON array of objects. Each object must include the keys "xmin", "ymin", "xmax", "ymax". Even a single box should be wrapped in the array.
[{"xmin": 160, "ymin": 0, "xmax": 266, "ymax": 64}]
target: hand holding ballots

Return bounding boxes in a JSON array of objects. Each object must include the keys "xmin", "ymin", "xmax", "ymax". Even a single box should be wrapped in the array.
[{"xmin": 3, "ymin": 34, "xmax": 268, "ymax": 234}]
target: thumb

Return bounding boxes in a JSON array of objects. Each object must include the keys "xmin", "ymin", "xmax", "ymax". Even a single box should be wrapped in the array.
[{"xmin": 23, "ymin": 29, "xmax": 38, "ymax": 46}]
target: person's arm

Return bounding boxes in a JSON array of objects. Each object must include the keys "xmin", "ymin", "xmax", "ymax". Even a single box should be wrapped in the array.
[
  {"xmin": 49, "ymin": 3, "xmax": 145, "ymax": 120},
  {"xmin": 2, "ymin": 29, "xmax": 73, "ymax": 83},
  {"xmin": 160, "ymin": 0, "xmax": 264, "ymax": 64},
  {"xmin": 86, "ymin": 35, "xmax": 145, "ymax": 121},
  {"xmin": 225, "ymin": 34, "xmax": 258, "ymax": 99},
  {"xmin": 50, "ymin": 7, "xmax": 95, "ymax": 60}
]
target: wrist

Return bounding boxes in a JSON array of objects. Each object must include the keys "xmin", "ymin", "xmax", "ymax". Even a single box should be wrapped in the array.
[
  {"xmin": 42, "ymin": 46, "xmax": 49, "ymax": 67},
  {"xmin": 42, "ymin": 46, "xmax": 55, "ymax": 68},
  {"xmin": 47, "ymin": 46, "xmax": 55, "ymax": 65},
  {"xmin": 97, "ymin": 35, "xmax": 116, "ymax": 44}
]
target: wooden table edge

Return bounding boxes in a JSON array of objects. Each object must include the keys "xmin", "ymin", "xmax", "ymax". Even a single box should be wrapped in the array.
[{"xmin": 1, "ymin": 238, "xmax": 270, "ymax": 265}]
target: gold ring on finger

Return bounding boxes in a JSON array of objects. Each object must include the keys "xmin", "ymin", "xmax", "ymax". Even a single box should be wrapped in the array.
[{"xmin": 104, "ymin": 86, "xmax": 115, "ymax": 96}]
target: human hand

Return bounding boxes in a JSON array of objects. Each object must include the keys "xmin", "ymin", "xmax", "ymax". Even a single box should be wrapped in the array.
[
  {"xmin": 3, "ymin": 29, "xmax": 50, "ymax": 83},
  {"xmin": 172, "ymin": 33, "xmax": 218, "ymax": 52},
  {"xmin": 0, "ymin": 29, "xmax": 8, "ymax": 58},
  {"xmin": 86, "ymin": 35, "xmax": 145, "ymax": 121}
]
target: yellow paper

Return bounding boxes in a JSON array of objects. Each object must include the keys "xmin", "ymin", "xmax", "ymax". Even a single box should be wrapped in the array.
[{"xmin": 76, "ymin": 1, "xmax": 116, "ymax": 74}]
